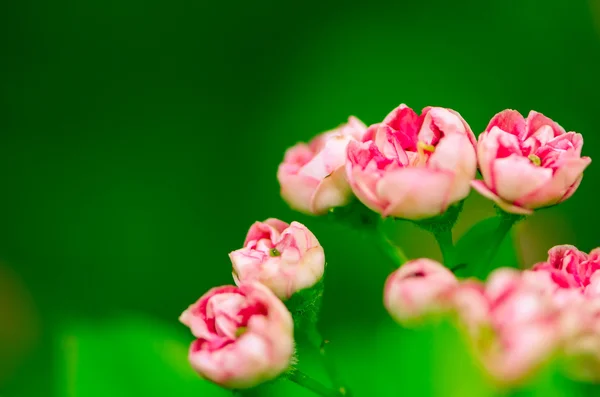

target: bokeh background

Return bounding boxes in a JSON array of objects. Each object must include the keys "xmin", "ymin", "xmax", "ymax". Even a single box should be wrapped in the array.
[{"xmin": 1, "ymin": 0, "xmax": 600, "ymax": 396}]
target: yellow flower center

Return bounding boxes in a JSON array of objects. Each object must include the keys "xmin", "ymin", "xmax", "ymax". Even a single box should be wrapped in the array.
[
  {"xmin": 417, "ymin": 141, "xmax": 435, "ymax": 164},
  {"xmin": 528, "ymin": 154, "xmax": 541, "ymax": 166}
]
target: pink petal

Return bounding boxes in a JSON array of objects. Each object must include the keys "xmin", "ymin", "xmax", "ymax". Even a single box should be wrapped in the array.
[
  {"xmin": 428, "ymin": 134, "xmax": 477, "ymax": 204},
  {"xmin": 477, "ymin": 128, "xmax": 522, "ymax": 189},
  {"xmin": 516, "ymin": 156, "xmax": 591, "ymax": 209},
  {"xmin": 493, "ymin": 155, "xmax": 553, "ymax": 202},
  {"xmin": 471, "ymin": 180, "xmax": 533, "ymax": 215},
  {"xmin": 485, "ymin": 109, "xmax": 526, "ymax": 138},
  {"xmin": 525, "ymin": 110, "xmax": 566, "ymax": 140},
  {"xmin": 310, "ymin": 166, "xmax": 353, "ymax": 214},
  {"xmin": 276, "ymin": 166, "xmax": 320, "ymax": 215},
  {"xmin": 377, "ymin": 168, "xmax": 454, "ymax": 220}
]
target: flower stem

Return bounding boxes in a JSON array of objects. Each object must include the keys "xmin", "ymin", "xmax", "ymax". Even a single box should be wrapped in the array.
[
  {"xmin": 376, "ymin": 219, "xmax": 408, "ymax": 268},
  {"xmin": 289, "ymin": 369, "xmax": 343, "ymax": 397},
  {"xmin": 306, "ymin": 326, "xmax": 351, "ymax": 396},
  {"xmin": 433, "ymin": 228, "xmax": 456, "ymax": 269},
  {"xmin": 474, "ymin": 211, "xmax": 523, "ymax": 279}
]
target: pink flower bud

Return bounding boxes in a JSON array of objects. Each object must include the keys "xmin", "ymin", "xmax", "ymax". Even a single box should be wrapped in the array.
[
  {"xmin": 384, "ymin": 258, "xmax": 458, "ymax": 324},
  {"xmin": 472, "ymin": 110, "xmax": 591, "ymax": 215},
  {"xmin": 229, "ymin": 219, "xmax": 325, "ymax": 300},
  {"xmin": 179, "ymin": 282, "xmax": 294, "ymax": 389},
  {"xmin": 277, "ymin": 117, "xmax": 367, "ymax": 215},
  {"xmin": 346, "ymin": 105, "xmax": 477, "ymax": 220},
  {"xmin": 452, "ymin": 269, "xmax": 560, "ymax": 385}
]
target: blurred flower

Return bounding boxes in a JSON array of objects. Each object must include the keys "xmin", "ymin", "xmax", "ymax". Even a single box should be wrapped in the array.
[
  {"xmin": 530, "ymin": 245, "xmax": 600, "ymax": 295},
  {"xmin": 384, "ymin": 258, "xmax": 458, "ymax": 324},
  {"xmin": 472, "ymin": 110, "xmax": 591, "ymax": 215},
  {"xmin": 451, "ymin": 269, "xmax": 560, "ymax": 385},
  {"xmin": 559, "ymin": 293, "xmax": 600, "ymax": 382},
  {"xmin": 229, "ymin": 218, "xmax": 325, "ymax": 300},
  {"xmin": 527, "ymin": 244, "xmax": 600, "ymax": 381},
  {"xmin": 346, "ymin": 104, "xmax": 477, "ymax": 220},
  {"xmin": 277, "ymin": 116, "xmax": 367, "ymax": 215},
  {"xmin": 179, "ymin": 282, "xmax": 294, "ymax": 389}
]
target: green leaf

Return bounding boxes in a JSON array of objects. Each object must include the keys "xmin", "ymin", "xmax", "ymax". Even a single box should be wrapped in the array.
[{"xmin": 54, "ymin": 314, "xmax": 229, "ymax": 397}]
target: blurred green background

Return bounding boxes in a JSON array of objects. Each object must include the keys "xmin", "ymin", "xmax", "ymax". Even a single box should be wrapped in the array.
[{"xmin": 1, "ymin": 0, "xmax": 600, "ymax": 396}]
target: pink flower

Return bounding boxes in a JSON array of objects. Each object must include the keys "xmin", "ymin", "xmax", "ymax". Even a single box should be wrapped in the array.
[
  {"xmin": 179, "ymin": 282, "xmax": 294, "ymax": 389},
  {"xmin": 451, "ymin": 269, "xmax": 560, "ymax": 384},
  {"xmin": 526, "ymin": 245, "xmax": 600, "ymax": 381},
  {"xmin": 384, "ymin": 258, "xmax": 458, "ymax": 324},
  {"xmin": 531, "ymin": 245, "xmax": 600, "ymax": 294},
  {"xmin": 229, "ymin": 219, "xmax": 325, "ymax": 300},
  {"xmin": 472, "ymin": 110, "xmax": 591, "ymax": 215},
  {"xmin": 345, "ymin": 104, "xmax": 477, "ymax": 220},
  {"xmin": 277, "ymin": 117, "xmax": 367, "ymax": 215}
]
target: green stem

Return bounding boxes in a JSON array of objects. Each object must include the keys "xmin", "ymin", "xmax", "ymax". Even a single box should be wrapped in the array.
[
  {"xmin": 376, "ymin": 219, "xmax": 408, "ymax": 268},
  {"xmin": 289, "ymin": 370, "xmax": 342, "ymax": 397},
  {"xmin": 306, "ymin": 326, "xmax": 350, "ymax": 396},
  {"xmin": 473, "ymin": 213, "xmax": 522, "ymax": 279},
  {"xmin": 433, "ymin": 228, "xmax": 456, "ymax": 269}
]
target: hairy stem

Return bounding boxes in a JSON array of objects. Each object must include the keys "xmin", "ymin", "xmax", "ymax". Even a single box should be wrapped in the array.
[{"xmin": 289, "ymin": 370, "xmax": 343, "ymax": 397}]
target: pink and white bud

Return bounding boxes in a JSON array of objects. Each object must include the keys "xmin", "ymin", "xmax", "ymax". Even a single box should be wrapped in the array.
[
  {"xmin": 229, "ymin": 219, "xmax": 325, "ymax": 300},
  {"xmin": 472, "ymin": 110, "xmax": 591, "ymax": 215},
  {"xmin": 277, "ymin": 117, "xmax": 367, "ymax": 215},
  {"xmin": 384, "ymin": 258, "xmax": 458, "ymax": 324},
  {"xmin": 346, "ymin": 104, "xmax": 477, "ymax": 220},
  {"xmin": 179, "ymin": 282, "xmax": 294, "ymax": 389}
]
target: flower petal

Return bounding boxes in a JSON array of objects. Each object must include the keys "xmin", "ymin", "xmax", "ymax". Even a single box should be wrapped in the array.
[
  {"xmin": 493, "ymin": 155, "xmax": 553, "ymax": 202},
  {"xmin": 486, "ymin": 109, "xmax": 526, "ymax": 138},
  {"xmin": 471, "ymin": 180, "xmax": 533, "ymax": 215},
  {"xmin": 310, "ymin": 166, "xmax": 353, "ymax": 214},
  {"xmin": 377, "ymin": 168, "xmax": 454, "ymax": 219}
]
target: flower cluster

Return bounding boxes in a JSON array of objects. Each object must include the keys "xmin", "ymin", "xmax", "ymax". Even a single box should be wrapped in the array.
[
  {"xmin": 278, "ymin": 105, "xmax": 589, "ymax": 219},
  {"xmin": 384, "ymin": 246, "xmax": 600, "ymax": 384},
  {"xmin": 181, "ymin": 103, "xmax": 594, "ymax": 394},
  {"xmin": 180, "ymin": 220, "xmax": 325, "ymax": 388}
]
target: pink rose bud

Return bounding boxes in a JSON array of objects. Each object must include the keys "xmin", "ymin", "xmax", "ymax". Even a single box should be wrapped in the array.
[
  {"xmin": 384, "ymin": 258, "xmax": 458, "ymax": 324},
  {"xmin": 179, "ymin": 282, "xmax": 294, "ymax": 389},
  {"xmin": 277, "ymin": 117, "xmax": 367, "ymax": 215},
  {"xmin": 346, "ymin": 105, "xmax": 477, "ymax": 220},
  {"xmin": 229, "ymin": 219, "xmax": 325, "ymax": 300},
  {"xmin": 453, "ymin": 269, "xmax": 560, "ymax": 385},
  {"xmin": 531, "ymin": 245, "xmax": 600, "ymax": 294},
  {"xmin": 472, "ymin": 110, "xmax": 591, "ymax": 215}
]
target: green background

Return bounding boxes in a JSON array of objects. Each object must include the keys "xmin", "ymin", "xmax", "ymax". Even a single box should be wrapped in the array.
[{"xmin": 1, "ymin": 0, "xmax": 600, "ymax": 396}]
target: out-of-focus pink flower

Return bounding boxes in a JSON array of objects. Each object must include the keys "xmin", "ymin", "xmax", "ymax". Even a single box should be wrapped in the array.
[
  {"xmin": 346, "ymin": 104, "xmax": 477, "ymax": 220},
  {"xmin": 524, "ymin": 245, "xmax": 600, "ymax": 381},
  {"xmin": 559, "ymin": 294, "xmax": 600, "ymax": 382},
  {"xmin": 531, "ymin": 245, "xmax": 600, "ymax": 295},
  {"xmin": 472, "ymin": 110, "xmax": 591, "ymax": 215},
  {"xmin": 451, "ymin": 269, "xmax": 560, "ymax": 385},
  {"xmin": 179, "ymin": 282, "xmax": 294, "ymax": 389},
  {"xmin": 277, "ymin": 117, "xmax": 367, "ymax": 215},
  {"xmin": 384, "ymin": 258, "xmax": 458, "ymax": 324},
  {"xmin": 229, "ymin": 219, "xmax": 325, "ymax": 300}
]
